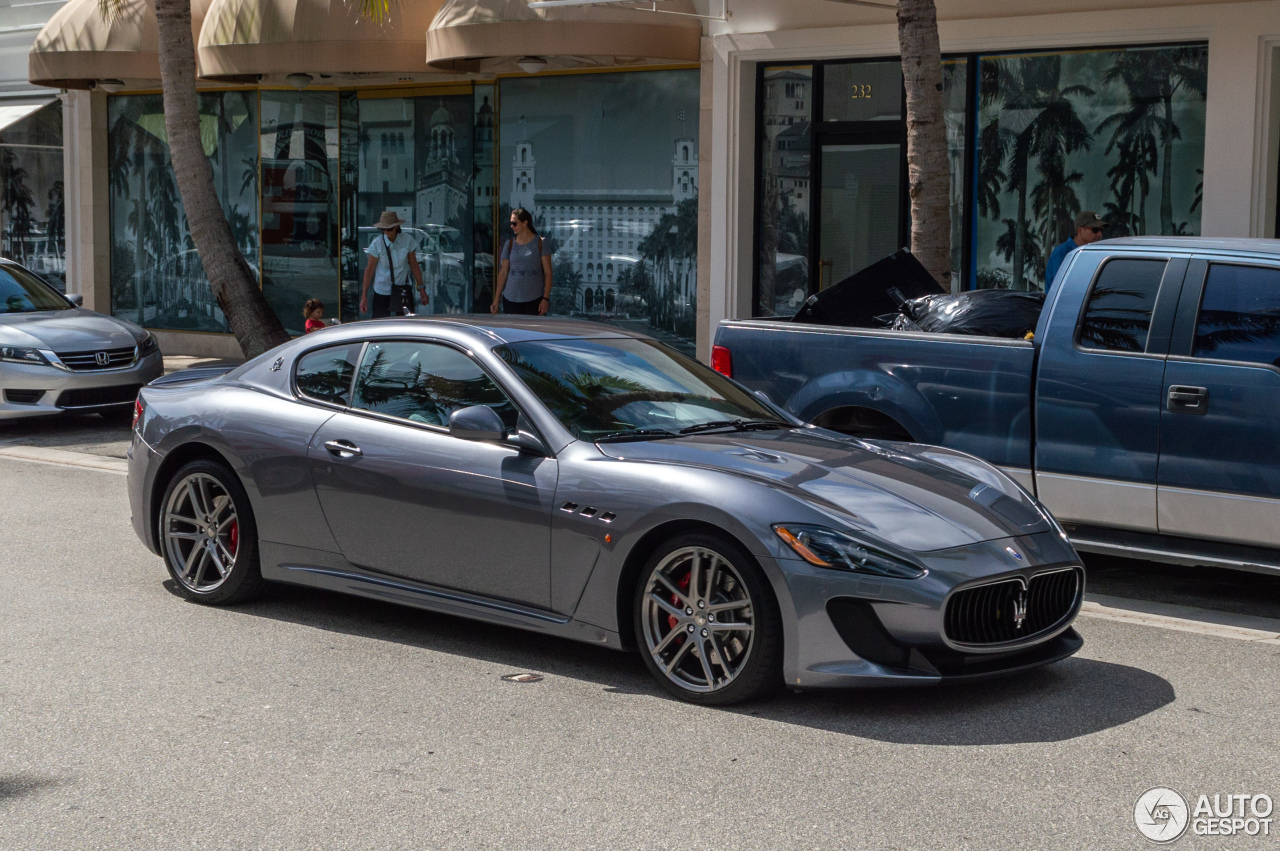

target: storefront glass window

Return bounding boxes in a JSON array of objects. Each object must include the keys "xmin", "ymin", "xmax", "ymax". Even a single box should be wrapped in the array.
[
  {"xmin": 756, "ymin": 66, "xmax": 813, "ymax": 318},
  {"xmin": 473, "ymin": 85, "xmax": 497, "ymax": 310},
  {"xmin": 355, "ymin": 94, "xmax": 474, "ymax": 316},
  {"xmin": 107, "ymin": 92, "xmax": 258, "ymax": 332},
  {"xmin": 339, "ymin": 91, "xmax": 360, "ymax": 321},
  {"xmin": 261, "ymin": 91, "xmax": 340, "ymax": 336},
  {"xmin": 1, "ymin": 101, "xmax": 64, "ymax": 291},
  {"xmin": 974, "ymin": 44, "xmax": 1208, "ymax": 291},
  {"xmin": 823, "ymin": 61, "xmax": 903, "ymax": 123},
  {"xmin": 499, "ymin": 69, "xmax": 701, "ymax": 355}
]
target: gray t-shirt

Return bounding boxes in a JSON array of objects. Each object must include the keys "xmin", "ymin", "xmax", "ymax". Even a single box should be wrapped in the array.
[{"xmin": 501, "ymin": 237, "xmax": 552, "ymax": 303}]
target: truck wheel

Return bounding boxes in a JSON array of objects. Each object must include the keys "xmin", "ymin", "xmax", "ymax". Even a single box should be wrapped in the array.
[{"xmin": 634, "ymin": 531, "xmax": 783, "ymax": 705}]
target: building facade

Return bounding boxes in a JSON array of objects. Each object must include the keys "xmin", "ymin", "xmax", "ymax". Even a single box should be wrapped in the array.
[{"xmin": 21, "ymin": 0, "xmax": 1280, "ymax": 361}]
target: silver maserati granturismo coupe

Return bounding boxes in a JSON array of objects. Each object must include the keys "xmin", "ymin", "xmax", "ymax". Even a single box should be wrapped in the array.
[
  {"xmin": 128, "ymin": 317, "xmax": 1083, "ymax": 704},
  {"xmin": 0, "ymin": 259, "xmax": 162, "ymax": 420}
]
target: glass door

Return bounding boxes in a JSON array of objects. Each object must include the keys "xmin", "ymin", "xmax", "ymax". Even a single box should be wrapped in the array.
[{"xmin": 816, "ymin": 141, "xmax": 903, "ymax": 289}]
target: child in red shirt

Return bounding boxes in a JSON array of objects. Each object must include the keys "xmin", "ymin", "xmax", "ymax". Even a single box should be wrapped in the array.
[{"xmin": 303, "ymin": 299, "xmax": 326, "ymax": 334}]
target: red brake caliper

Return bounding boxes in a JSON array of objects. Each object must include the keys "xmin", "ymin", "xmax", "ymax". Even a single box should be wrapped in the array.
[
  {"xmin": 228, "ymin": 520, "xmax": 239, "ymax": 558},
  {"xmin": 667, "ymin": 569, "xmax": 691, "ymax": 632}
]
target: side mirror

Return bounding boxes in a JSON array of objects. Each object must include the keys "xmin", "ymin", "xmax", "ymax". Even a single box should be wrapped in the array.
[
  {"xmin": 66, "ymin": 293, "xmax": 84, "ymax": 307},
  {"xmin": 449, "ymin": 405, "xmax": 507, "ymax": 442},
  {"xmin": 507, "ymin": 413, "xmax": 548, "ymax": 455},
  {"xmin": 753, "ymin": 389, "xmax": 775, "ymax": 406}
]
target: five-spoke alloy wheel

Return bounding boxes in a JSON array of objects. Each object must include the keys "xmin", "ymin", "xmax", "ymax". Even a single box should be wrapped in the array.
[
  {"xmin": 635, "ymin": 532, "xmax": 782, "ymax": 705},
  {"xmin": 160, "ymin": 459, "xmax": 263, "ymax": 605}
]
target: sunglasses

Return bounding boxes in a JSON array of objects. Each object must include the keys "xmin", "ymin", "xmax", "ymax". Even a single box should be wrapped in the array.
[{"xmin": 1087, "ymin": 226, "xmax": 1104, "ymax": 233}]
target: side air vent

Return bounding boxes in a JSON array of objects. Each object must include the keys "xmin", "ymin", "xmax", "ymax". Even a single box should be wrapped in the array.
[{"xmin": 559, "ymin": 502, "xmax": 579, "ymax": 513}]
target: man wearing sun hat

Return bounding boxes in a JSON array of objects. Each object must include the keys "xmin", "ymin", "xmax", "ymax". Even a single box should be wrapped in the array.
[
  {"xmin": 360, "ymin": 210, "xmax": 427, "ymax": 318},
  {"xmin": 1045, "ymin": 211, "xmax": 1106, "ymax": 293}
]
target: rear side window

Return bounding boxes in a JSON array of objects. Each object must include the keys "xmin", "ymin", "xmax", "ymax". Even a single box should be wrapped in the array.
[
  {"xmin": 1193, "ymin": 264, "xmax": 1280, "ymax": 367},
  {"xmin": 351, "ymin": 341, "xmax": 518, "ymax": 430},
  {"xmin": 295, "ymin": 343, "xmax": 363, "ymax": 406},
  {"xmin": 1078, "ymin": 259, "xmax": 1167, "ymax": 352}
]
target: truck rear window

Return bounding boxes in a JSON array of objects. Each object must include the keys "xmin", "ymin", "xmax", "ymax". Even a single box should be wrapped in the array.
[{"xmin": 1078, "ymin": 259, "xmax": 1167, "ymax": 353}]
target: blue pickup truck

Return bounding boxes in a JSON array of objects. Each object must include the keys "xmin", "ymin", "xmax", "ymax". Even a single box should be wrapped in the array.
[{"xmin": 714, "ymin": 237, "xmax": 1280, "ymax": 573}]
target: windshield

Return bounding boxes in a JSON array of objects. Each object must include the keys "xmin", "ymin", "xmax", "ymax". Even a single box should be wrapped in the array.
[
  {"xmin": 496, "ymin": 337, "xmax": 785, "ymax": 441},
  {"xmin": 0, "ymin": 265, "xmax": 70, "ymax": 314}
]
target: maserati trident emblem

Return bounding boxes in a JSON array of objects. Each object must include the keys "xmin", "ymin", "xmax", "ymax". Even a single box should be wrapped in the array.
[
  {"xmin": 1012, "ymin": 590, "xmax": 1028, "ymax": 630},
  {"xmin": 95, "ymin": 351, "xmax": 110, "ymax": 366},
  {"xmin": 1005, "ymin": 546, "xmax": 1024, "ymax": 561}
]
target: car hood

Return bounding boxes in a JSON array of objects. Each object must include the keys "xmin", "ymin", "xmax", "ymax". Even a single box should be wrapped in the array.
[
  {"xmin": 595, "ymin": 428, "xmax": 1050, "ymax": 552},
  {"xmin": 0, "ymin": 309, "xmax": 142, "ymax": 351}
]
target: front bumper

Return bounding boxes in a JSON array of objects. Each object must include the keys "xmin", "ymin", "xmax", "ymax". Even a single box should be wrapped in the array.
[
  {"xmin": 0, "ymin": 350, "xmax": 163, "ymax": 420},
  {"xmin": 775, "ymin": 530, "xmax": 1084, "ymax": 689}
]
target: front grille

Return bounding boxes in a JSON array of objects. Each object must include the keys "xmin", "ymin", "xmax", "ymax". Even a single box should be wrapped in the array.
[
  {"xmin": 944, "ymin": 567, "xmax": 1081, "ymax": 646},
  {"xmin": 56, "ymin": 384, "xmax": 141, "ymax": 409},
  {"xmin": 55, "ymin": 346, "xmax": 136, "ymax": 371},
  {"xmin": 4, "ymin": 388, "xmax": 45, "ymax": 404}
]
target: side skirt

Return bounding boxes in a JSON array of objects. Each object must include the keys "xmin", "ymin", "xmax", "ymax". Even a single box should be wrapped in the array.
[
  {"xmin": 1063, "ymin": 524, "xmax": 1280, "ymax": 576},
  {"xmin": 259, "ymin": 542, "xmax": 624, "ymax": 650}
]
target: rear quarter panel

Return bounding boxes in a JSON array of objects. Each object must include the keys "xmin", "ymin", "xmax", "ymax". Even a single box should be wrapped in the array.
[{"xmin": 715, "ymin": 321, "xmax": 1036, "ymax": 469}]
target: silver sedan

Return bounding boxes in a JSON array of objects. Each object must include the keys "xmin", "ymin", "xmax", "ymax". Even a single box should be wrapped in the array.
[
  {"xmin": 128, "ymin": 317, "xmax": 1084, "ymax": 705},
  {"xmin": 0, "ymin": 260, "xmax": 163, "ymax": 420}
]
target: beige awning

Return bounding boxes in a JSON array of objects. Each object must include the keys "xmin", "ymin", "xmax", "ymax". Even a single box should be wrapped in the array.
[
  {"xmin": 29, "ymin": 0, "xmax": 211, "ymax": 90},
  {"xmin": 425, "ymin": 0, "xmax": 703, "ymax": 75},
  {"xmin": 198, "ymin": 0, "xmax": 447, "ymax": 83}
]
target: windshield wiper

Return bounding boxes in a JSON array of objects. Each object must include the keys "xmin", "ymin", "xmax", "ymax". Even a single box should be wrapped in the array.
[
  {"xmin": 679, "ymin": 419, "xmax": 794, "ymax": 435},
  {"xmin": 594, "ymin": 428, "xmax": 683, "ymax": 443}
]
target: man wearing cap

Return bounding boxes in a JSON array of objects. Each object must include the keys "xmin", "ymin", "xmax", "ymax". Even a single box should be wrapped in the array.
[
  {"xmin": 360, "ymin": 211, "xmax": 427, "ymax": 318},
  {"xmin": 1045, "ymin": 211, "xmax": 1106, "ymax": 292}
]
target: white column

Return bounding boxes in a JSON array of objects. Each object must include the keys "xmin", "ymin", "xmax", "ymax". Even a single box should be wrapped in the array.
[{"xmin": 63, "ymin": 89, "xmax": 110, "ymax": 312}]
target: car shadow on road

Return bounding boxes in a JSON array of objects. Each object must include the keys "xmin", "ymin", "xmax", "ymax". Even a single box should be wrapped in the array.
[
  {"xmin": 0, "ymin": 773, "xmax": 68, "ymax": 802},
  {"xmin": 190, "ymin": 581, "xmax": 1175, "ymax": 747}
]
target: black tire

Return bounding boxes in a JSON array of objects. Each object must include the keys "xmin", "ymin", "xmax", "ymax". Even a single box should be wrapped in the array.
[
  {"xmin": 633, "ymin": 531, "xmax": 783, "ymax": 705},
  {"xmin": 158, "ymin": 459, "xmax": 265, "ymax": 605}
]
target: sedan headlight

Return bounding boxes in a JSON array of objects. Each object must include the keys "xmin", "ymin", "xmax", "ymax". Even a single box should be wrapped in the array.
[
  {"xmin": 773, "ymin": 524, "xmax": 926, "ymax": 579},
  {"xmin": 138, "ymin": 333, "xmax": 159, "ymax": 355},
  {"xmin": 0, "ymin": 346, "xmax": 51, "ymax": 366}
]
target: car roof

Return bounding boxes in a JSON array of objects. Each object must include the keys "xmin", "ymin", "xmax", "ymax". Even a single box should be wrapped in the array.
[
  {"xmin": 345, "ymin": 315, "xmax": 651, "ymax": 346},
  {"xmin": 1084, "ymin": 237, "xmax": 1280, "ymax": 256}
]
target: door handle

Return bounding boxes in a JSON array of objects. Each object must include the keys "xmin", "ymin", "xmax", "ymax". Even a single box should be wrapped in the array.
[
  {"xmin": 1167, "ymin": 385, "xmax": 1209, "ymax": 415},
  {"xmin": 324, "ymin": 439, "xmax": 363, "ymax": 458}
]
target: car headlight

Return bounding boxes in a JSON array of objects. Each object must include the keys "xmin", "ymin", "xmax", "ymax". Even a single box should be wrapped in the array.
[
  {"xmin": 773, "ymin": 524, "xmax": 926, "ymax": 579},
  {"xmin": 138, "ymin": 333, "xmax": 158, "ymax": 354},
  {"xmin": 0, "ymin": 346, "xmax": 51, "ymax": 366}
]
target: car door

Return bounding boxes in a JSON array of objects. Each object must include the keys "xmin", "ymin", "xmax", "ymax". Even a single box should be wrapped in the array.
[
  {"xmin": 1033, "ymin": 251, "xmax": 1187, "ymax": 531},
  {"xmin": 308, "ymin": 338, "xmax": 557, "ymax": 608},
  {"xmin": 1157, "ymin": 258, "xmax": 1280, "ymax": 547}
]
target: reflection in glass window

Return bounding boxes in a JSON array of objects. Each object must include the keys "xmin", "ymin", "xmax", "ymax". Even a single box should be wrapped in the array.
[
  {"xmin": 975, "ymin": 44, "xmax": 1207, "ymax": 292},
  {"xmin": 756, "ymin": 66, "xmax": 813, "ymax": 317},
  {"xmin": 1193, "ymin": 265, "xmax": 1280, "ymax": 366},
  {"xmin": 1078, "ymin": 259, "xmax": 1166, "ymax": 352},
  {"xmin": 473, "ymin": 86, "xmax": 497, "ymax": 310},
  {"xmin": 355, "ymin": 95, "xmax": 474, "ymax": 317},
  {"xmin": 496, "ymin": 337, "xmax": 776, "ymax": 440},
  {"xmin": 261, "ymin": 91, "xmax": 340, "ymax": 336},
  {"xmin": 107, "ymin": 92, "xmax": 259, "ymax": 332},
  {"xmin": 498, "ymin": 70, "xmax": 700, "ymax": 355},
  {"xmin": 0, "ymin": 101, "xmax": 64, "ymax": 291},
  {"xmin": 296, "ymin": 343, "xmax": 363, "ymax": 406},
  {"xmin": 352, "ymin": 341, "xmax": 515, "ymax": 429},
  {"xmin": 339, "ymin": 91, "xmax": 361, "ymax": 322}
]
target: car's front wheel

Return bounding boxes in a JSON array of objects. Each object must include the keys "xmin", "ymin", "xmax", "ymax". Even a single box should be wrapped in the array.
[
  {"xmin": 159, "ymin": 459, "xmax": 264, "ymax": 605},
  {"xmin": 634, "ymin": 532, "xmax": 782, "ymax": 705}
]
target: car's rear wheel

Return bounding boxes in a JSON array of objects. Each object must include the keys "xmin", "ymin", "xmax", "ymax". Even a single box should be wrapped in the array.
[
  {"xmin": 634, "ymin": 532, "xmax": 782, "ymax": 705},
  {"xmin": 159, "ymin": 459, "xmax": 264, "ymax": 605}
]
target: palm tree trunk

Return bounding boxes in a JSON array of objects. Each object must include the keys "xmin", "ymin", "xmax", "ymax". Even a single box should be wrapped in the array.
[
  {"xmin": 154, "ymin": 0, "xmax": 288, "ymax": 357},
  {"xmin": 1160, "ymin": 93, "xmax": 1175, "ymax": 234},
  {"xmin": 897, "ymin": 0, "xmax": 951, "ymax": 288}
]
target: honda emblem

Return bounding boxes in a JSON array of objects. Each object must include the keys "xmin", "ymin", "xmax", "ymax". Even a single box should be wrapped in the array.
[{"xmin": 95, "ymin": 351, "xmax": 110, "ymax": 366}]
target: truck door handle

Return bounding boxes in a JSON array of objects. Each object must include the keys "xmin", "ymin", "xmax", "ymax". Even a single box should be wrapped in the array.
[
  {"xmin": 324, "ymin": 439, "xmax": 363, "ymax": 458},
  {"xmin": 1167, "ymin": 385, "xmax": 1208, "ymax": 415}
]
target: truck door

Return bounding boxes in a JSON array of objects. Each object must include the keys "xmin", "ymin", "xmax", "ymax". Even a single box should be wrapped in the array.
[
  {"xmin": 1157, "ymin": 258, "xmax": 1280, "ymax": 547},
  {"xmin": 1033, "ymin": 252, "xmax": 1187, "ymax": 531}
]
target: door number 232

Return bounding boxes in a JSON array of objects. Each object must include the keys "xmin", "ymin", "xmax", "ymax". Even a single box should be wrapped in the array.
[{"xmin": 851, "ymin": 84, "xmax": 873, "ymax": 99}]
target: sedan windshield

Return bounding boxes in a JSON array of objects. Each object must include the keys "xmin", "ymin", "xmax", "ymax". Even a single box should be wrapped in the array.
[
  {"xmin": 0, "ymin": 265, "xmax": 70, "ymax": 314},
  {"xmin": 496, "ymin": 337, "xmax": 787, "ymax": 441}
]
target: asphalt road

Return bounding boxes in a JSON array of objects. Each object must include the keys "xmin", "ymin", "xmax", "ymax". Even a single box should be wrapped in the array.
[{"xmin": 2, "ymin": 456, "xmax": 1279, "ymax": 850}]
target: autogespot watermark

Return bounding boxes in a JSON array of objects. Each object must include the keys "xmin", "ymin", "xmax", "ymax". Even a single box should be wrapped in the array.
[{"xmin": 1134, "ymin": 786, "xmax": 1274, "ymax": 843}]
